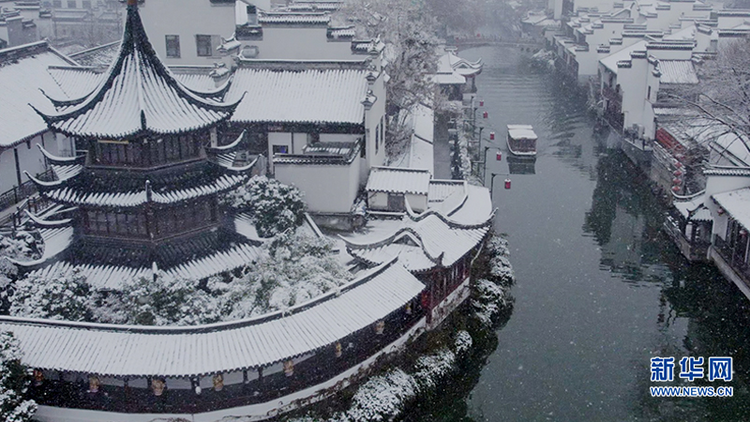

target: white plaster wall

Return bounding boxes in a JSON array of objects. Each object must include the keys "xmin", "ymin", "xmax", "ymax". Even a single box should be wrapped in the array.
[
  {"xmin": 364, "ymin": 70, "xmax": 387, "ymax": 171},
  {"xmin": 243, "ymin": 27, "xmax": 353, "ymax": 60},
  {"xmin": 0, "ymin": 149, "xmax": 19, "ymax": 194},
  {"xmin": 0, "ymin": 131, "xmax": 70, "ymax": 194},
  {"xmin": 319, "ymin": 134, "xmax": 360, "ymax": 143},
  {"xmin": 275, "ymin": 159, "xmax": 360, "ymax": 213},
  {"xmin": 368, "ymin": 191, "xmax": 388, "ymax": 210},
  {"xmin": 405, "ymin": 193, "xmax": 427, "ymax": 212},
  {"xmin": 139, "ymin": 0, "xmax": 235, "ymax": 66}
]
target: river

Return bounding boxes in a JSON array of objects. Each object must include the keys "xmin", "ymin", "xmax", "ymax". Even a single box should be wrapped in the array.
[{"xmin": 418, "ymin": 46, "xmax": 750, "ymax": 422}]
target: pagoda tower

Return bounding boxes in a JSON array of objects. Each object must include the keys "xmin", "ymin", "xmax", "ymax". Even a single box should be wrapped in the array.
[{"xmin": 19, "ymin": 0, "xmax": 261, "ymax": 289}]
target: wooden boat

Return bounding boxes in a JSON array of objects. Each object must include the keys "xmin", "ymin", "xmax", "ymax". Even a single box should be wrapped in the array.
[{"xmin": 507, "ymin": 124, "xmax": 537, "ymax": 157}]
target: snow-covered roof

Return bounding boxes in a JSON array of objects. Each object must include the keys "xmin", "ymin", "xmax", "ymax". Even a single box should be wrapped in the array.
[
  {"xmin": 437, "ymin": 51, "xmax": 482, "ymax": 77},
  {"xmin": 228, "ymin": 68, "xmax": 368, "ymax": 124},
  {"xmin": 657, "ymin": 60, "xmax": 699, "ymax": 84},
  {"xmin": 366, "ymin": 167, "xmax": 431, "ymax": 195},
  {"xmin": 673, "ymin": 192, "xmax": 712, "ymax": 222},
  {"xmin": 345, "ymin": 207, "xmax": 492, "ymax": 272},
  {"xmin": 38, "ymin": 172, "xmax": 248, "ymax": 208},
  {"xmin": 258, "ymin": 12, "xmax": 331, "ymax": 24},
  {"xmin": 0, "ymin": 41, "xmax": 77, "ymax": 148},
  {"xmin": 29, "ymin": 238, "xmax": 264, "ymax": 290},
  {"xmin": 713, "ymin": 187, "xmax": 750, "ymax": 229},
  {"xmin": 67, "ymin": 40, "xmax": 120, "ymax": 67},
  {"xmin": 427, "ymin": 180, "xmax": 466, "ymax": 216},
  {"xmin": 445, "ymin": 184, "xmax": 493, "ymax": 225},
  {"xmin": 32, "ymin": 3, "xmax": 240, "ymax": 139},
  {"xmin": 507, "ymin": 124, "xmax": 538, "ymax": 140},
  {"xmin": 600, "ymin": 40, "xmax": 647, "ymax": 73},
  {"xmin": 0, "ymin": 259, "xmax": 423, "ymax": 377},
  {"xmin": 45, "ymin": 66, "xmax": 104, "ymax": 99}
]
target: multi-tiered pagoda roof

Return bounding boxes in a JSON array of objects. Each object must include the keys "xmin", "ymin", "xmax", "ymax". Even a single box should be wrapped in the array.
[
  {"xmin": 32, "ymin": 1, "xmax": 241, "ymax": 140},
  {"xmin": 18, "ymin": 0, "xmax": 261, "ymax": 289}
]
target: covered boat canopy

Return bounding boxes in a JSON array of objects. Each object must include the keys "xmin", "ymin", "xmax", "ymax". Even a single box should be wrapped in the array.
[{"xmin": 507, "ymin": 124, "xmax": 538, "ymax": 141}]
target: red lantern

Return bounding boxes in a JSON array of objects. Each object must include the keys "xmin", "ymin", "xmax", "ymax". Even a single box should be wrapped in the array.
[
  {"xmin": 673, "ymin": 170, "xmax": 683, "ymax": 177},
  {"xmin": 674, "ymin": 161, "xmax": 683, "ymax": 168},
  {"xmin": 483, "ymin": 111, "xmax": 488, "ymax": 119},
  {"xmin": 490, "ymin": 131, "xmax": 495, "ymax": 140},
  {"xmin": 671, "ymin": 186, "xmax": 681, "ymax": 193},
  {"xmin": 741, "ymin": 229, "xmax": 748, "ymax": 237},
  {"xmin": 496, "ymin": 152, "xmax": 502, "ymax": 161},
  {"xmin": 504, "ymin": 179, "xmax": 511, "ymax": 189},
  {"xmin": 479, "ymin": 100, "xmax": 484, "ymax": 107},
  {"xmin": 718, "ymin": 207, "xmax": 725, "ymax": 215},
  {"xmin": 673, "ymin": 178, "xmax": 682, "ymax": 185}
]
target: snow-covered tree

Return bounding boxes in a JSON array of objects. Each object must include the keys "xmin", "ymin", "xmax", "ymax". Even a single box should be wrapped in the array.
[
  {"xmin": 338, "ymin": 0, "xmax": 441, "ymax": 158},
  {"xmin": 679, "ymin": 38, "xmax": 750, "ymax": 151},
  {"xmin": 224, "ymin": 176, "xmax": 306, "ymax": 237},
  {"xmin": 0, "ymin": 231, "xmax": 39, "ymax": 293},
  {"xmin": 117, "ymin": 272, "xmax": 222, "ymax": 326},
  {"xmin": 215, "ymin": 232, "xmax": 352, "ymax": 319},
  {"xmin": 0, "ymin": 331, "xmax": 37, "ymax": 422},
  {"xmin": 9, "ymin": 268, "xmax": 93, "ymax": 322}
]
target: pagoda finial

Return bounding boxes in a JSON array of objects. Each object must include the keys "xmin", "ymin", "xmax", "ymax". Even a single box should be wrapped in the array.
[{"xmin": 127, "ymin": 0, "xmax": 138, "ymax": 7}]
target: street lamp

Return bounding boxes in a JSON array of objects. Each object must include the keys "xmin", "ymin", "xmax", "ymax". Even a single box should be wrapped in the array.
[{"xmin": 488, "ymin": 172, "xmax": 511, "ymax": 195}]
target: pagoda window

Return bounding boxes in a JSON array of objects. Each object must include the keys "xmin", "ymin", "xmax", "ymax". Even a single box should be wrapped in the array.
[
  {"xmin": 166, "ymin": 35, "xmax": 180, "ymax": 58},
  {"xmin": 84, "ymin": 210, "xmax": 149, "ymax": 239},
  {"xmin": 67, "ymin": 0, "xmax": 76, "ymax": 8},
  {"xmin": 53, "ymin": 0, "xmax": 61, "ymax": 7}
]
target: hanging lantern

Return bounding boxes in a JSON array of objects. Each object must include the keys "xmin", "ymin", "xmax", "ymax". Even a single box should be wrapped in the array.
[
  {"xmin": 671, "ymin": 186, "xmax": 681, "ymax": 193},
  {"xmin": 32, "ymin": 369, "xmax": 44, "ymax": 387},
  {"xmin": 479, "ymin": 100, "xmax": 484, "ymax": 107},
  {"xmin": 717, "ymin": 207, "xmax": 725, "ymax": 215},
  {"xmin": 504, "ymin": 179, "xmax": 511, "ymax": 189},
  {"xmin": 89, "ymin": 376, "xmax": 100, "ymax": 393},
  {"xmin": 741, "ymin": 229, "xmax": 748, "ymax": 237},
  {"xmin": 496, "ymin": 152, "xmax": 502, "ymax": 161},
  {"xmin": 213, "ymin": 374, "xmax": 224, "ymax": 392},
  {"xmin": 193, "ymin": 379, "xmax": 202, "ymax": 395},
  {"xmin": 490, "ymin": 131, "xmax": 495, "ymax": 140},
  {"xmin": 335, "ymin": 342, "xmax": 342, "ymax": 358},
  {"xmin": 284, "ymin": 360, "xmax": 295, "ymax": 377},
  {"xmin": 405, "ymin": 302, "xmax": 412, "ymax": 315},
  {"xmin": 674, "ymin": 161, "xmax": 683, "ymax": 169},
  {"xmin": 374, "ymin": 320, "xmax": 385, "ymax": 335},
  {"xmin": 673, "ymin": 170, "xmax": 683, "ymax": 177},
  {"xmin": 483, "ymin": 111, "xmax": 488, "ymax": 119},
  {"xmin": 152, "ymin": 378, "xmax": 166, "ymax": 397},
  {"xmin": 672, "ymin": 178, "xmax": 682, "ymax": 185}
]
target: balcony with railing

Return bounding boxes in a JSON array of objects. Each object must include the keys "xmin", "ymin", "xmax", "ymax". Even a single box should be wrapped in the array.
[
  {"xmin": 713, "ymin": 234, "xmax": 750, "ymax": 293},
  {"xmin": 0, "ymin": 168, "xmax": 54, "ymax": 214}
]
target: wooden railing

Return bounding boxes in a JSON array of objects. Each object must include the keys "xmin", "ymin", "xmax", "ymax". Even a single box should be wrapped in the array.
[{"xmin": 0, "ymin": 168, "xmax": 54, "ymax": 213}]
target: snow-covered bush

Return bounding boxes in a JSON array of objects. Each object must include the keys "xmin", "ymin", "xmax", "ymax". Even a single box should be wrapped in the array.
[
  {"xmin": 117, "ymin": 273, "xmax": 222, "ymax": 326},
  {"xmin": 453, "ymin": 330, "xmax": 473, "ymax": 355},
  {"xmin": 0, "ymin": 331, "xmax": 37, "ymax": 422},
  {"xmin": 412, "ymin": 347, "xmax": 456, "ymax": 391},
  {"xmin": 224, "ymin": 176, "xmax": 305, "ymax": 237},
  {"xmin": 341, "ymin": 369, "xmax": 417, "ymax": 422},
  {"xmin": 471, "ymin": 278, "xmax": 511, "ymax": 326},
  {"xmin": 9, "ymin": 268, "xmax": 93, "ymax": 321},
  {"xmin": 484, "ymin": 234, "xmax": 515, "ymax": 286}
]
